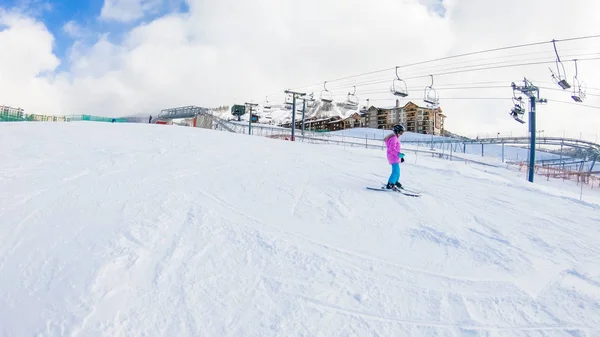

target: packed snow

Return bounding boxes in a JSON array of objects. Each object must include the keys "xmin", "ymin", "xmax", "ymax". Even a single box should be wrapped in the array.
[{"xmin": 1, "ymin": 122, "xmax": 600, "ymax": 337}]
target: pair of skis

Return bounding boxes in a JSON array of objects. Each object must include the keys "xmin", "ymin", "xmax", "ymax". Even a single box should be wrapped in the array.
[{"xmin": 366, "ymin": 185, "xmax": 422, "ymax": 197}]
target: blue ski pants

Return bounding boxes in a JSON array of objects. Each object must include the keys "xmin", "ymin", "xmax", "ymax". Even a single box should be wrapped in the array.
[{"xmin": 388, "ymin": 163, "xmax": 400, "ymax": 183}]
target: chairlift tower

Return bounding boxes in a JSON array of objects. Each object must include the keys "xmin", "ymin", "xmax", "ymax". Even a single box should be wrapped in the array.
[
  {"xmin": 297, "ymin": 93, "xmax": 315, "ymax": 136},
  {"xmin": 244, "ymin": 102, "xmax": 258, "ymax": 135},
  {"xmin": 510, "ymin": 78, "xmax": 547, "ymax": 183},
  {"xmin": 284, "ymin": 89, "xmax": 306, "ymax": 141}
]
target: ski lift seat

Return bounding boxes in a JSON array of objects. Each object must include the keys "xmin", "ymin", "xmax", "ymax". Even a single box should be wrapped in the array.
[
  {"xmin": 392, "ymin": 90, "xmax": 408, "ymax": 97},
  {"xmin": 557, "ymin": 79, "xmax": 571, "ymax": 90}
]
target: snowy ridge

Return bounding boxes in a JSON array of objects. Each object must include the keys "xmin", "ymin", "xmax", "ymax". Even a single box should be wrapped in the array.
[
  {"xmin": 1, "ymin": 122, "xmax": 600, "ymax": 336},
  {"xmin": 214, "ymin": 98, "xmax": 361, "ymax": 125}
]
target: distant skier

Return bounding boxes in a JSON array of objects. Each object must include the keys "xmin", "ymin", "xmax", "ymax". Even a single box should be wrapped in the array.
[{"xmin": 384, "ymin": 124, "xmax": 405, "ymax": 190}]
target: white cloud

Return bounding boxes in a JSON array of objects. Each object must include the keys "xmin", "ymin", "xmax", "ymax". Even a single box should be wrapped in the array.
[
  {"xmin": 0, "ymin": 9, "xmax": 62, "ymax": 112},
  {"xmin": 0, "ymin": 0, "xmax": 599, "ymax": 140},
  {"xmin": 62, "ymin": 20, "xmax": 84, "ymax": 38},
  {"xmin": 100, "ymin": 0, "xmax": 165, "ymax": 22},
  {"xmin": 9, "ymin": 0, "xmax": 53, "ymax": 18}
]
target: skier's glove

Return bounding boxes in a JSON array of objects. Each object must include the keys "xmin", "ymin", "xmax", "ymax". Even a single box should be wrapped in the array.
[{"xmin": 401, "ymin": 158, "xmax": 405, "ymax": 163}]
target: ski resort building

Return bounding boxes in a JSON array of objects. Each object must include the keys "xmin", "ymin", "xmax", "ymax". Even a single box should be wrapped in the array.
[
  {"xmin": 0, "ymin": 105, "xmax": 25, "ymax": 121},
  {"xmin": 280, "ymin": 112, "xmax": 367, "ymax": 132},
  {"xmin": 396, "ymin": 101, "xmax": 446, "ymax": 135}
]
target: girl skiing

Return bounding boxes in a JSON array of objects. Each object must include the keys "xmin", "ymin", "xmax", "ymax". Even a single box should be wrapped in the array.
[{"xmin": 384, "ymin": 124, "xmax": 405, "ymax": 190}]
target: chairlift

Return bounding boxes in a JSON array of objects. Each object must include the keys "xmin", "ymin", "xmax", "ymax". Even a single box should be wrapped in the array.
[
  {"xmin": 423, "ymin": 75, "xmax": 439, "ymax": 106},
  {"xmin": 571, "ymin": 59, "xmax": 586, "ymax": 102},
  {"xmin": 390, "ymin": 66, "xmax": 408, "ymax": 97},
  {"xmin": 510, "ymin": 95, "xmax": 525, "ymax": 124},
  {"xmin": 549, "ymin": 39, "xmax": 571, "ymax": 90},
  {"xmin": 284, "ymin": 94, "xmax": 293, "ymax": 109},
  {"xmin": 510, "ymin": 111, "xmax": 525, "ymax": 124},
  {"xmin": 320, "ymin": 81, "xmax": 333, "ymax": 103},
  {"xmin": 345, "ymin": 86, "xmax": 359, "ymax": 108},
  {"xmin": 306, "ymin": 92, "xmax": 315, "ymax": 108},
  {"xmin": 264, "ymin": 96, "xmax": 271, "ymax": 110},
  {"xmin": 511, "ymin": 96, "xmax": 525, "ymax": 115}
]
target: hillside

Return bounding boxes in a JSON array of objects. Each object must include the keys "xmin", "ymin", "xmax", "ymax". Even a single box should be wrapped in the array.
[
  {"xmin": 214, "ymin": 99, "xmax": 362, "ymax": 125},
  {"xmin": 1, "ymin": 122, "xmax": 599, "ymax": 337}
]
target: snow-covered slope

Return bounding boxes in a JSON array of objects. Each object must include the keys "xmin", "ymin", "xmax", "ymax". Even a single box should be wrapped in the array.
[
  {"xmin": 1, "ymin": 122, "xmax": 600, "ymax": 337},
  {"xmin": 214, "ymin": 98, "xmax": 361, "ymax": 125}
]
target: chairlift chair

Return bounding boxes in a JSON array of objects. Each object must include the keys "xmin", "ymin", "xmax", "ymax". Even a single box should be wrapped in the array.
[
  {"xmin": 284, "ymin": 94, "xmax": 293, "ymax": 109},
  {"xmin": 423, "ymin": 75, "xmax": 439, "ymax": 106},
  {"xmin": 345, "ymin": 86, "xmax": 359, "ymax": 108},
  {"xmin": 320, "ymin": 81, "xmax": 333, "ymax": 103},
  {"xmin": 571, "ymin": 59, "xmax": 586, "ymax": 102},
  {"xmin": 511, "ymin": 96, "xmax": 525, "ymax": 115},
  {"xmin": 306, "ymin": 93, "xmax": 315, "ymax": 108},
  {"xmin": 390, "ymin": 66, "xmax": 408, "ymax": 97},
  {"xmin": 572, "ymin": 81, "xmax": 587, "ymax": 102},
  {"xmin": 264, "ymin": 96, "xmax": 271, "ymax": 110},
  {"xmin": 549, "ymin": 40, "xmax": 571, "ymax": 90},
  {"xmin": 510, "ymin": 111, "xmax": 526, "ymax": 124},
  {"xmin": 510, "ymin": 96, "xmax": 525, "ymax": 124}
]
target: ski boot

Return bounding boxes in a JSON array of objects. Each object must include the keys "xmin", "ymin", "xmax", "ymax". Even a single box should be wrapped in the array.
[{"xmin": 386, "ymin": 182, "xmax": 400, "ymax": 191}]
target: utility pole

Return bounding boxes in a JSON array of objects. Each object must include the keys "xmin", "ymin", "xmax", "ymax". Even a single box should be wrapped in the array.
[
  {"xmin": 244, "ymin": 102, "xmax": 258, "ymax": 135},
  {"xmin": 297, "ymin": 93, "xmax": 314, "ymax": 136},
  {"xmin": 537, "ymin": 129, "xmax": 545, "ymax": 150},
  {"xmin": 301, "ymin": 99, "xmax": 306, "ymax": 136},
  {"xmin": 284, "ymin": 89, "xmax": 306, "ymax": 141},
  {"xmin": 511, "ymin": 78, "xmax": 547, "ymax": 183}
]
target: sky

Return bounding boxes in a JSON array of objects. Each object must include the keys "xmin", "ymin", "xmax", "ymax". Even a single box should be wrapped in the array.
[{"xmin": 0, "ymin": 0, "xmax": 599, "ymax": 140}]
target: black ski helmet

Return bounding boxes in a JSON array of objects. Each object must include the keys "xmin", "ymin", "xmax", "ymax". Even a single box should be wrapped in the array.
[{"xmin": 393, "ymin": 124, "xmax": 405, "ymax": 134}]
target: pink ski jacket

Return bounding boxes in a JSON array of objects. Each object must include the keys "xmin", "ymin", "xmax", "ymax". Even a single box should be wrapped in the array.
[{"xmin": 385, "ymin": 134, "xmax": 401, "ymax": 164}]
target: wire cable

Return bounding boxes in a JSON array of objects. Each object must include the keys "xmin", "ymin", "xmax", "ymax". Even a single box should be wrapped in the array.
[
  {"xmin": 284, "ymin": 34, "xmax": 600, "ymax": 91},
  {"xmin": 247, "ymin": 35, "xmax": 600, "ymax": 107},
  {"xmin": 312, "ymin": 56, "xmax": 600, "ymax": 95}
]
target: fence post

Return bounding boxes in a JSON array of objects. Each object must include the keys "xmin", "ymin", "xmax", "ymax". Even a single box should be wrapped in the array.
[{"xmin": 415, "ymin": 148, "xmax": 418, "ymax": 164}]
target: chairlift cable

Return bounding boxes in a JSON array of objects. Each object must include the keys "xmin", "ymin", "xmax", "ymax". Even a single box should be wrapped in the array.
[
  {"xmin": 251, "ymin": 50, "xmax": 600, "ymax": 102},
  {"xmin": 319, "ymin": 47, "xmax": 600, "ymax": 92},
  {"xmin": 285, "ymin": 34, "xmax": 600, "ymax": 91},
  {"xmin": 366, "ymin": 96, "xmax": 600, "ymax": 110},
  {"xmin": 248, "ymin": 36, "xmax": 600, "ymax": 105},
  {"xmin": 325, "ymin": 52, "xmax": 600, "ymax": 91},
  {"xmin": 321, "ymin": 56, "xmax": 600, "ymax": 93},
  {"xmin": 312, "ymin": 55, "xmax": 599, "ymax": 96}
]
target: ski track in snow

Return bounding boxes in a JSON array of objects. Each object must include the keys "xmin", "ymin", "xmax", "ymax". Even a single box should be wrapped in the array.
[{"xmin": 1, "ymin": 122, "xmax": 600, "ymax": 337}]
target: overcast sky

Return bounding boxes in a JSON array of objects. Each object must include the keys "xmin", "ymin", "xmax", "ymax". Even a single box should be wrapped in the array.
[{"xmin": 1, "ymin": 0, "xmax": 599, "ymax": 139}]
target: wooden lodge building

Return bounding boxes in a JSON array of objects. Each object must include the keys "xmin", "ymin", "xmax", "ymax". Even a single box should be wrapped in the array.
[
  {"xmin": 280, "ymin": 112, "xmax": 366, "ymax": 132},
  {"xmin": 279, "ymin": 101, "xmax": 447, "ymax": 135}
]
